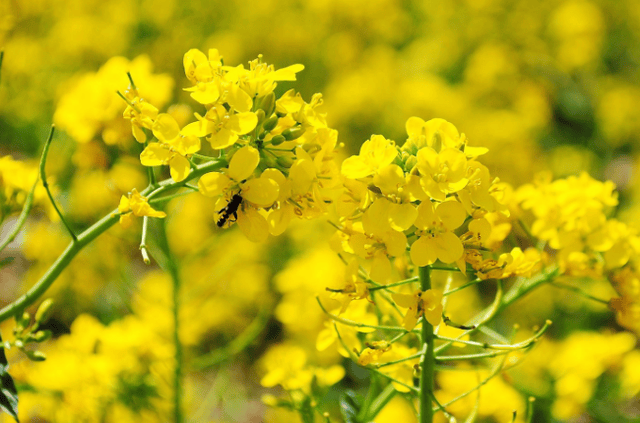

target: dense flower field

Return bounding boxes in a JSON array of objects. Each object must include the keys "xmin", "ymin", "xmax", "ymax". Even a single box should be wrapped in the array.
[{"xmin": 1, "ymin": 1, "xmax": 640, "ymax": 422}]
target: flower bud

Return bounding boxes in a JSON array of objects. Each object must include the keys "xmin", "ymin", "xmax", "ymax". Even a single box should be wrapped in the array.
[
  {"xmin": 270, "ymin": 135, "xmax": 286, "ymax": 146},
  {"xmin": 31, "ymin": 330, "xmax": 52, "ymax": 343},
  {"xmin": 404, "ymin": 155, "xmax": 418, "ymax": 172},
  {"xmin": 262, "ymin": 115, "xmax": 279, "ymax": 133},
  {"xmin": 26, "ymin": 350, "xmax": 46, "ymax": 362},
  {"xmin": 282, "ymin": 127, "xmax": 305, "ymax": 141},
  {"xmin": 255, "ymin": 109, "xmax": 266, "ymax": 125},
  {"xmin": 256, "ymin": 92, "xmax": 276, "ymax": 117},
  {"xmin": 276, "ymin": 155, "xmax": 294, "ymax": 168},
  {"xmin": 35, "ymin": 299, "xmax": 54, "ymax": 325}
]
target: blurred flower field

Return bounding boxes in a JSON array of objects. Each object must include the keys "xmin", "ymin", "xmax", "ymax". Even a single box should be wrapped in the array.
[{"xmin": 1, "ymin": 0, "xmax": 640, "ymax": 422}]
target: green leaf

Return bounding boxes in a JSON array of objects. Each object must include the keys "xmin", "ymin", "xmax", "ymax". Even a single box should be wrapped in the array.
[
  {"xmin": 339, "ymin": 390, "xmax": 361, "ymax": 423},
  {"xmin": 0, "ymin": 334, "xmax": 19, "ymax": 422}
]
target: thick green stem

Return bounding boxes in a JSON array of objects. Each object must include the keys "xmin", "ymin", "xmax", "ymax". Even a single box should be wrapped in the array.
[
  {"xmin": 0, "ymin": 159, "xmax": 226, "ymax": 323},
  {"xmin": 155, "ymin": 220, "xmax": 183, "ymax": 423},
  {"xmin": 419, "ymin": 266, "xmax": 434, "ymax": 423}
]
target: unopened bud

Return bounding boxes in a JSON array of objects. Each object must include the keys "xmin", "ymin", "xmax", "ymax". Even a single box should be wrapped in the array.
[
  {"xmin": 262, "ymin": 115, "xmax": 279, "ymax": 133},
  {"xmin": 255, "ymin": 109, "xmax": 266, "ymax": 125},
  {"xmin": 276, "ymin": 155, "xmax": 294, "ymax": 168},
  {"xmin": 32, "ymin": 330, "xmax": 52, "ymax": 343},
  {"xmin": 270, "ymin": 134, "xmax": 286, "ymax": 146},
  {"xmin": 25, "ymin": 350, "xmax": 46, "ymax": 362},
  {"xmin": 302, "ymin": 143, "xmax": 321, "ymax": 154},
  {"xmin": 16, "ymin": 312, "xmax": 30, "ymax": 331},
  {"xmin": 282, "ymin": 127, "xmax": 305, "ymax": 141},
  {"xmin": 35, "ymin": 299, "xmax": 54, "ymax": 325},
  {"xmin": 404, "ymin": 155, "xmax": 417, "ymax": 171},
  {"xmin": 256, "ymin": 92, "xmax": 276, "ymax": 117}
]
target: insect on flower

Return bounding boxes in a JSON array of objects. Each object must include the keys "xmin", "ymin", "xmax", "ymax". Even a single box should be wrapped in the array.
[{"xmin": 217, "ymin": 193, "xmax": 243, "ymax": 227}]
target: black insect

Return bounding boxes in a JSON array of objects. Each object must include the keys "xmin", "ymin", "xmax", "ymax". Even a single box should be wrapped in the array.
[{"xmin": 217, "ymin": 193, "xmax": 243, "ymax": 227}]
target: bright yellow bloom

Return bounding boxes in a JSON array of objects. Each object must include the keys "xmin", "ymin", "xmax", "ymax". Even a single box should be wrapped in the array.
[
  {"xmin": 181, "ymin": 106, "xmax": 257, "ymax": 150},
  {"xmin": 410, "ymin": 200, "xmax": 466, "ymax": 267},
  {"xmin": 139, "ymin": 114, "xmax": 200, "ymax": 182},
  {"xmin": 392, "ymin": 289, "xmax": 443, "ymax": 331},
  {"xmin": 341, "ymin": 135, "xmax": 398, "ymax": 179},
  {"xmin": 416, "ymin": 146, "xmax": 469, "ymax": 201},
  {"xmin": 117, "ymin": 188, "xmax": 166, "ymax": 227}
]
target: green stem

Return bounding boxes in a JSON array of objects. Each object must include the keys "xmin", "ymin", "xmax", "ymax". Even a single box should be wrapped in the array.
[
  {"xmin": 419, "ymin": 266, "xmax": 434, "ymax": 423},
  {"xmin": 368, "ymin": 277, "xmax": 419, "ymax": 292},
  {"xmin": 0, "ymin": 171, "xmax": 39, "ymax": 252},
  {"xmin": 40, "ymin": 125, "xmax": 77, "ymax": 242},
  {"xmin": 155, "ymin": 220, "xmax": 183, "ymax": 423},
  {"xmin": 0, "ymin": 159, "xmax": 226, "ymax": 323}
]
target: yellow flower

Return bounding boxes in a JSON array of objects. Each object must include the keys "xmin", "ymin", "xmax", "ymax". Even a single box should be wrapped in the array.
[
  {"xmin": 181, "ymin": 106, "xmax": 257, "ymax": 150},
  {"xmin": 117, "ymin": 188, "xmax": 166, "ymax": 228},
  {"xmin": 410, "ymin": 200, "xmax": 466, "ymax": 267},
  {"xmin": 198, "ymin": 146, "xmax": 279, "ymax": 241},
  {"xmin": 392, "ymin": 289, "xmax": 443, "ymax": 331},
  {"xmin": 341, "ymin": 135, "xmax": 398, "ymax": 179},
  {"xmin": 139, "ymin": 114, "xmax": 200, "ymax": 182},
  {"xmin": 416, "ymin": 145, "xmax": 469, "ymax": 201},
  {"xmin": 358, "ymin": 341, "xmax": 391, "ymax": 366}
]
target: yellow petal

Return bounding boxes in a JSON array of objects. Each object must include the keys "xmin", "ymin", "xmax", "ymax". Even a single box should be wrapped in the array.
[
  {"xmin": 370, "ymin": 253, "xmax": 391, "ymax": 284},
  {"xmin": 242, "ymin": 177, "xmax": 279, "ymax": 207},
  {"xmin": 140, "ymin": 143, "xmax": 172, "ymax": 166},
  {"xmin": 237, "ymin": 208, "xmax": 269, "ymax": 242},
  {"xmin": 169, "ymin": 155, "xmax": 190, "ymax": 182},
  {"xmin": 208, "ymin": 127, "xmax": 238, "ymax": 149},
  {"xmin": 388, "ymin": 202, "xmax": 418, "ymax": 231},
  {"xmin": 436, "ymin": 201, "xmax": 466, "ymax": 231},
  {"xmin": 434, "ymin": 232, "xmax": 464, "ymax": 263},
  {"xmin": 181, "ymin": 119, "xmax": 212, "ymax": 137},
  {"xmin": 414, "ymin": 201, "xmax": 436, "ymax": 230},
  {"xmin": 152, "ymin": 114, "xmax": 180, "ymax": 142},
  {"xmin": 406, "ymin": 116, "xmax": 426, "ymax": 139},
  {"xmin": 183, "ymin": 49, "xmax": 208, "ymax": 79},
  {"xmin": 267, "ymin": 205, "xmax": 293, "ymax": 236},
  {"xmin": 227, "ymin": 112, "xmax": 258, "ymax": 135},
  {"xmin": 226, "ymin": 84, "xmax": 253, "ymax": 113},
  {"xmin": 229, "ymin": 146, "xmax": 260, "ymax": 181},
  {"xmin": 341, "ymin": 156, "xmax": 372, "ymax": 179},
  {"xmin": 198, "ymin": 172, "xmax": 232, "ymax": 197},
  {"xmin": 392, "ymin": 293, "xmax": 415, "ymax": 309},
  {"xmin": 189, "ymin": 82, "xmax": 220, "ymax": 104},
  {"xmin": 410, "ymin": 236, "xmax": 437, "ymax": 267}
]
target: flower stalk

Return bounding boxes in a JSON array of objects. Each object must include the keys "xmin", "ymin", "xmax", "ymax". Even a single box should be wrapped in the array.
[{"xmin": 419, "ymin": 265, "xmax": 434, "ymax": 423}]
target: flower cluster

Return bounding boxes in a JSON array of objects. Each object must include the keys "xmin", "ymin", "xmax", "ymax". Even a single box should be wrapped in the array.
[
  {"xmin": 514, "ymin": 172, "xmax": 640, "ymax": 334},
  {"xmin": 332, "ymin": 117, "xmax": 507, "ymax": 288},
  {"xmin": 122, "ymin": 49, "xmax": 341, "ymax": 242}
]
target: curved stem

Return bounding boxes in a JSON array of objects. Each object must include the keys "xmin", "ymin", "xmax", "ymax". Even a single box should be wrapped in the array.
[
  {"xmin": 0, "ymin": 172, "xmax": 39, "ymax": 252},
  {"xmin": 40, "ymin": 126, "xmax": 77, "ymax": 242},
  {"xmin": 0, "ymin": 159, "xmax": 226, "ymax": 323},
  {"xmin": 419, "ymin": 266, "xmax": 434, "ymax": 423}
]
